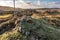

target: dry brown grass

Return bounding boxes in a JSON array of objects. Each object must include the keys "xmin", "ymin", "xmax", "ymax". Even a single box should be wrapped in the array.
[{"xmin": 0, "ymin": 14, "xmax": 12, "ymax": 19}]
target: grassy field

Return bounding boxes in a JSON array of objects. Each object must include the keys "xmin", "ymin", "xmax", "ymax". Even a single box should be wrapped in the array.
[{"xmin": 0, "ymin": 10, "xmax": 60, "ymax": 40}]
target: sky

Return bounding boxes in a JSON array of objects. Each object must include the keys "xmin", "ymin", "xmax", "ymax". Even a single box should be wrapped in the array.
[{"xmin": 0, "ymin": 0, "xmax": 60, "ymax": 9}]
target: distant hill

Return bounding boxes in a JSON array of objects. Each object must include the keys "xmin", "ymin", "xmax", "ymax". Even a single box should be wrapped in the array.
[
  {"xmin": 0, "ymin": 6, "xmax": 14, "ymax": 11},
  {"xmin": 0, "ymin": 6, "xmax": 60, "ymax": 12},
  {"xmin": 0, "ymin": 6, "xmax": 23, "ymax": 11}
]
